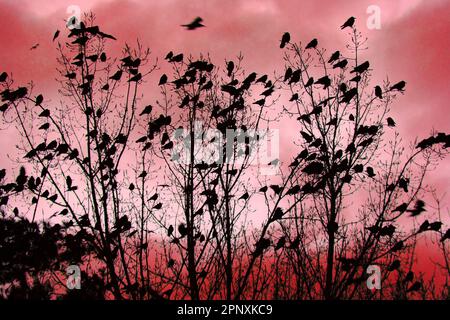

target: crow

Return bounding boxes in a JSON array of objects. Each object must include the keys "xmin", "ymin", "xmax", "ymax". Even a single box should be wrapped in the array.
[
  {"xmin": 387, "ymin": 117, "xmax": 396, "ymax": 127},
  {"xmin": 407, "ymin": 200, "xmax": 426, "ymax": 216},
  {"xmin": 280, "ymin": 32, "xmax": 290, "ymax": 48},
  {"xmin": 305, "ymin": 38, "xmax": 318, "ymax": 49},
  {"xmin": 128, "ymin": 73, "xmax": 142, "ymax": 82},
  {"xmin": 333, "ymin": 59, "xmax": 348, "ymax": 69},
  {"xmin": 350, "ymin": 61, "xmax": 369, "ymax": 73},
  {"xmin": 304, "ymin": 77, "xmax": 314, "ymax": 87},
  {"xmin": 314, "ymin": 76, "xmax": 331, "ymax": 89},
  {"xmin": 182, "ymin": 17, "xmax": 205, "ymax": 30},
  {"xmin": 140, "ymin": 105, "xmax": 152, "ymax": 116},
  {"xmin": 375, "ymin": 85, "xmax": 383, "ymax": 99},
  {"xmin": 159, "ymin": 74, "xmax": 168, "ymax": 85},
  {"xmin": 109, "ymin": 70, "xmax": 123, "ymax": 81},
  {"xmin": 227, "ymin": 61, "xmax": 234, "ymax": 76},
  {"xmin": 53, "ymin": 30, "xmax": 60, "ymax": 41},
  {"xmin": 341, "ymin": 17, "xmax": 355, "ymax": 29},
  {"xmin": 0, "ymin": 72, "xmax": 7, "ymax": 82},
  {"xmin": 390, "ymin": 81, "xmax": 406, "ymax": 91},
  {"xmin": 328, "ymin": 51, "xmax": 340, "ymax": 63}
]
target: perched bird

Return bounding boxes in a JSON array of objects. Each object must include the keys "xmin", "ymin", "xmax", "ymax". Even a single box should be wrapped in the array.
[
  {"xmin": 333, "ymin": 59, "xmax": 348, "ymax": 69},
  {"xmin": 407, "ymin": 200, "xmax": 426, "ymax": 217},
  {"xmin": 387, "ymin": 117, "xmax": 396, "ymax": 127},
  {"xmin": 314, "ymin": 76, "xmax": 331, "ymax": 89},
  {"xmin": 366, "ymin": 166, "xmax": 375, "ymax": 178},
  {"xmin": 109, "ymin": 70, "xmax": 123, "ymax": 81},
  {"xmin": 304, "ymin": 77, "xmax": 314, "ymax": 87},
  {"xmin": 350, "ymin": 61, "xmax": 369, "ymax": 73},
  {"xmin": 182, "ymin": 17, "xmax": 205, "ymax": 30},
  {"xmin": 159, "ymin": 74, "xmax": 168, "ymax": 85},
  {"xmin": 0, "ymin": 72, "xmax": 7, "ymax": 82},
  {"xmin": 305, "ymin": 38, "xmax": 318, "ymax": 49},
  {"xmin": 375, "ymin": 85, "xmax": 383, "ymax": 99},
  {"xmin": 52, "ymin": 30, "xmax": 60, "ymax": 41},
  {"xmin": 128, "ymin": 73, "xmax": 142, "ymax": 82},
  {"xmin": 280, "ymin": 32, "xmax": 290, "ymax": 48},
  {"xmin": 390, "ymin": 81, "xmax": 406, "ymax": 91},
  {"xmin": 140, "ymin": 105, "xmax": 152, "ymax": 116},
  {"xmin": 328, "ymin": 51, "xmax": 340, "ymax": 64},
  {"xmin": 341, "ymin": 17, "xmax": 355, "ymax": 29},
  {"xmin": 227, "ymin": 61, "xmax": 234, "ymax": 76},
  {"xmin": 35, "ymin": 94, "xmax": 43, "ymax": 106}
]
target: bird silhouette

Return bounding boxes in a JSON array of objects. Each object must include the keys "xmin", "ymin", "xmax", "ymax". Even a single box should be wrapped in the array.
[
  {"xmin": 30, "ymin": 43, "xmax": 39, "ymax": 50},
  {"xmin": 280, "ymin": 32, "xmax": 290, "ymax": 48},
  {"xmin": 0, "ymin": 72, "xmax": 7, "ymax": 82},
  {"xmin": 366, "ymin": 166, "xmax": 375, "ymax": 178},
  {"xmin": 109, "ymin": 70, "xmax": 123, "ymax": 81},
  {"xmin": 182, "ymin": 17, "xmax": 205, "ymax": 30},
  {"xmin": 375, "ymin": 85, "xmax": 383, "ymax": 99},
  {"xmin": 333, "ymin": 59, "xmax": 348, "ymax": 69},
  {"xmin": 350, "ymin": 61, "xmax": 369, "ymax": 73},
  {"xmin": 227, "ymin": 61, "xmax": 234, "ymax": 76},
  {"xmin": 140, "ymin": 105, "xmax": 152, "ymax": 116},
  {"xmin": 314, "ymin": 76, "xmax": 331, "ymax": 89},
  {"xmin": 159, "ymin": 74, "xmax": 168, "ymax": 85},
  {"xmin": 304, "ymin": 77, "xmax": 314, "ymax": 87},
  {"xmin": 390, "ymin": 81, "xmax": 406, "ymax": 91},
  {"xmin": 35, "ymin": 94, "xmax": 43, "ymax": 106},
  {"xmin": 407, "ymin": 200, "xmax": 426, "ymax": 216},
  {"xmin": 52, "ymin": 30, "xmax": 60, "ymax": 41},
  {"xmin": 128, "ymin": 73, "xmax": 142, "ymax": 82},
  {"xmin": 305, "ymin": 38, "xmax": 318, "ymax": 49},
  {"xmin": 328, "ymin": 51, "xmax": 340, "ymax": 63},
  {"xmin": 341, "ymin": 17, "xmax": 355, "ymax": 29}
]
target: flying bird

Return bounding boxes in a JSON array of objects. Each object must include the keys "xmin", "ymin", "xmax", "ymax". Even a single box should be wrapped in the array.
[
  {"xmin": 407, "ymin": 199, "xmax": 426, "ymax": 216},
  {"xmin": 30, "ymin": 43, "xmax": 40, "ymax": 50},
  {"xmin": 280, "ymin": 32, "xmax": 290, "ymax": 48},
  {"xmin": 341, "ymin": 17, "xmax": 355, "ymax": 29},
  {"xmin": 182, "ymin": 17, "xmax": 205, "ymax": 30},
  {"xmin": 305, "ymin": 38, "xmax": 318, "ymax": 49}
]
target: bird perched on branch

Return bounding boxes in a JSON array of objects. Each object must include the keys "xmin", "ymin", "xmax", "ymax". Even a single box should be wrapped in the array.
[{"xmin": 341, "ymin": 17, "xmax": 355, "ymax": 29}]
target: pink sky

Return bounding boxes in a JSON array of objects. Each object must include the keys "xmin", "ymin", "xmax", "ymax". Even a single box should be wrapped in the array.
[
  {"xmin": 0, "ymin": 0, "xmax": 449, "ymax": 284},
  {"xmin": 1, "ymin": 0, "xmax": 449, "ymax": 198}
]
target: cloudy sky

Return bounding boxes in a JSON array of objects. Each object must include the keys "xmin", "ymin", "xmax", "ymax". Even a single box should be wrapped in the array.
[
  {"xmin": 1, "ymin": 0, "xmax": 449, "ymax": 194},
  {"xmin": 0, "ymin": 0, "xmax": 449, "ymax": 280}
]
